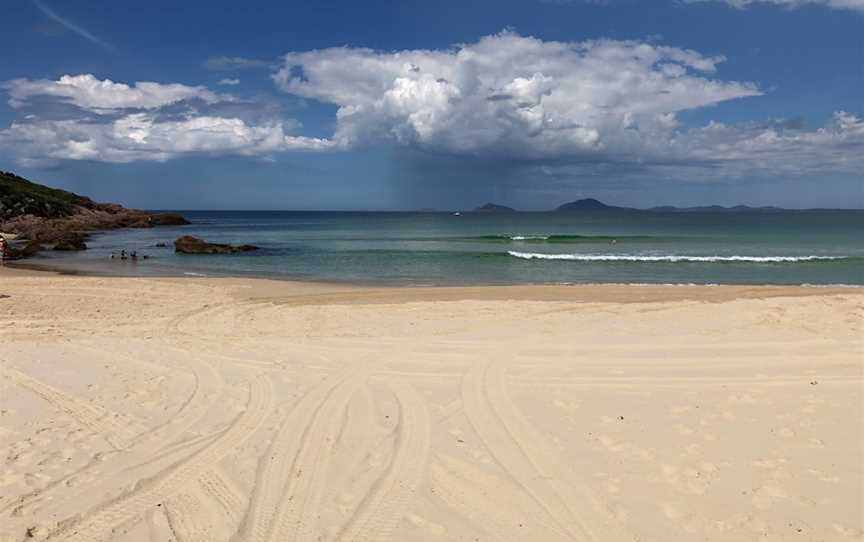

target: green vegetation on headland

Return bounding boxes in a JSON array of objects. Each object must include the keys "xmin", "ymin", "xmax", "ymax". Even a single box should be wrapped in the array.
[
  {"xmin": 0, "ymin": 170, "xmax": 189, "ymax": 260},
  {"xmin": 0, "ymin": 170, "xmax": 86, "ymax": 220}
]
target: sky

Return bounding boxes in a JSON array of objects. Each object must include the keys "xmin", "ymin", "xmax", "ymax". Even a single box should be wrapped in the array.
[{"xmin": 0, "ymin": 0, "xmax": 862, "ymax": 210}]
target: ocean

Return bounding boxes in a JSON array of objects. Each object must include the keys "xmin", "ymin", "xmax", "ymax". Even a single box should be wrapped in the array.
[{"xmin": 21, "ymin": 210, "xmax": 864, "ymax": 285}]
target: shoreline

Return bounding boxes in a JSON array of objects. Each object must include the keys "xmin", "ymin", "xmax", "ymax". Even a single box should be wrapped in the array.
[
  {"xmin": 7, "ymin": 252, "xmax": 864, "ymax": 289},
  {"xmin": 2, "ymin": 263, "xmax": 860, "ymax": 306}
]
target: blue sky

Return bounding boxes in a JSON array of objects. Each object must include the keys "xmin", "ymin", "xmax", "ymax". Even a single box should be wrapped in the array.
[{"xmin": 0, "ymin": 0, "xmax": 861, "ymax": 209}]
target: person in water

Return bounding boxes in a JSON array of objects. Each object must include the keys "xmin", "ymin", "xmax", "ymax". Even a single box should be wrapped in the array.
[{"xmin": 112, "ymin": 249, "xmax": 148, "ymax": 261}]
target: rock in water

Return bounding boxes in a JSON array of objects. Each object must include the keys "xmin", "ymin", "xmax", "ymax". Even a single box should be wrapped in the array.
[
  {"xmin": 8, "ymin": 240, "xmax": 43, "ymax": 259},
  {"xmin": 149, "ymin": 213, "xmax": 191, "ymax": 226},
  {"xmin": 174, "ymin": 236, "xmax": 258, "ymax": 254},
  {"xmin": 53, "ymin": 233, "xmax": 88, "ymax": 251}
]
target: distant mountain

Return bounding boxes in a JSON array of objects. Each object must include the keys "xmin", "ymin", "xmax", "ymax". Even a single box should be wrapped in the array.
[
  {"xmin": 474, "ymin": 202, "xmax": 516, "ymax": 213},
  {"xmin": 649, "ymin": 204, "xmax": 786, "ymax": 213},
  {"xmin": 554, "ymin": 198, "xmax": 630, "ymax": 212},
  {"xmin": 553, "ymin": 198, "xmax": 807, "ymax": 213}
]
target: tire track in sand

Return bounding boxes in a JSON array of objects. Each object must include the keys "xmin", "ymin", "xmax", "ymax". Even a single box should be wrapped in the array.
[
  {"xmin": 167, "ymin": 300, "xmax": 262, "ymax": 339},
  {"xmin": 238, "ymin": 366, "xmax": 366, "ymax": 542},
  {"xmin": 67, "ymin": 341, "xmax": 225, "ymax": 448},
  {"xmin": 336, "ymin": 381, "xmax": 430, "ymax": 542},
  {"xmin": 430, "ymin": 454, "xmax": 571, "ymax": 542},
  {"xmin": 462, "ymin": 361, "xmax": 630, "ymax": 542},
  {"xmin": 3, "ymin": 342, "xmax": 225, "ymax": 517},
  {"xmin": 46, "ymin": 375, "xmax": 273, "ymax": 542},
  {"xmin": 198, "ymin": 468, "xmax": 246, "ymax": 526},
  {"xmin": 267, "ymin": 372, "xmax": 366, "ymax": 542},
  {"xmin": 161, "ymin": 469, "xmax": 246, "ymax": 541},
  {"xmin": 164, "ymin": 491, "xmax": 212, "ymax": 542},
  {"xmin": 318, "ymin": 385, "xmax": 376, "ymax": 518},
  {"xmin": 0, "ymin": 364, "xmax": 142, "ymax": 450}
]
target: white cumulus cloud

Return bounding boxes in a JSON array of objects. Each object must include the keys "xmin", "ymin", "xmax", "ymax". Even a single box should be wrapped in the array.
[
  {"xmin": 2, "ymin": 74, "xmax": 227, "ymax": 112},
  {"xmin": 274, "ymin": 32, "xmax": 760, "ymax": 161},
  {"xmin": 684, "ymin": 0, "xmax": 864, "ymax": 13},
  {"xmin": 0, "ymin": 114, "xmax": 332, "ymax": 164},
  {"xmin": 674, "ymin": 111, "xmax": 864, "ymax": 176},
  {"xmin": 0, "ymin": 74, "xmax": 333, "ymax": 163},
  {"xmin": 1, "ymin": 34, "xmax": 861, "ymax": 178},
  {"xmin": 271, "ymin": 32, "xmax": 862, "ymax": 178}
]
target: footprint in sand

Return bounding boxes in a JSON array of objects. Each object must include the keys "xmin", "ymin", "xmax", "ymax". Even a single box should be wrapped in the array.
[
  {"xmin": 832, "ymin": 523, "xmax": 864, "ymax": 538},
  {"xmin": 674, "ymin": 423, "xmax": 693, "ymax": 436},
  {"xmin": 751, "ymin": 483, "xmax": 788, "ymax": 509},
  {"xmin": 777, "ymin": 427, "xmax": 796, "ymax": 438},
  {"xmin": 808, "ymin": 438, "xmax": 826, "ymax": 449},
  {"xmin": 659, "ymin": 502, "xmax": 701, "ymax": 533},
  {"xmin": 406, "ymin": 512, "xmax": 448, "ymax": 537},
  {"xmin": 602, "ymin": 475, "xmax": 622, "ymax": 495}
]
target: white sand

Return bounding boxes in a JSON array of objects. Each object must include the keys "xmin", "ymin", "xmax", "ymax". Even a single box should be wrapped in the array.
[{"xmin": 0, "ymin": 271, "xmax": 861, "ymax": 541}]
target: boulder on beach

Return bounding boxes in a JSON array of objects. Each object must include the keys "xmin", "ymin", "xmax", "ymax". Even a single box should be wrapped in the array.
[
  {"xmin": 174, "ymin": 235, "xmax": 258, "ymax": 255},
  {"xmin": 53, "ymin": 233, "xmax": 88, "ymax": 251}
]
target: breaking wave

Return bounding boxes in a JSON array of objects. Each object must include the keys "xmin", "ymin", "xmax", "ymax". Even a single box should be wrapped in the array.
[
  {"xmin": 473, "ymin": 234, "xmax": 656, "ymax": 242},
  {"xmin": 507, "ymin": 252, "xmax": 851, "ymax": 263}
]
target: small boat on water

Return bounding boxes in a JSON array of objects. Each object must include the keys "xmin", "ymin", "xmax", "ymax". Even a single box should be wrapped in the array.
[{"xmin": 452, "ymin": 211, "xmax": 462, "ymax": 216}]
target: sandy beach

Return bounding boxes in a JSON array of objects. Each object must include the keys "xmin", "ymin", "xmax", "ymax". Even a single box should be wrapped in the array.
[{"xmin": 0, "ymin": 269, "xmax": 861, "ymax": 541}]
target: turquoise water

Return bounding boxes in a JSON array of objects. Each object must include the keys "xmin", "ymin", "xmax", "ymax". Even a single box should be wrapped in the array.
[{"xmin": 24, "ymin": 210, "xmax": 864, "ymax": 285}]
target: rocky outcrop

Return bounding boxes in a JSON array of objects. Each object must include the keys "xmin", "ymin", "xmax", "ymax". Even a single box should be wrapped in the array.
[
  {"xmin": 0, "ymin": 170, "xmax": 191, "ymax": 259},
  {"xmin": 6, "ymin": 240, "xmax": 43, "ymax": 260},
  {"xmin": 53, "ymin": 233, "xmax": 88, "ymax": 251},
  {"xmin": 174, "ymin": 236, "xmax": 258, "ymax": 255},
  {"xmin": 0, "ymin": 208, "xmax": 152, "ymax": 244}
]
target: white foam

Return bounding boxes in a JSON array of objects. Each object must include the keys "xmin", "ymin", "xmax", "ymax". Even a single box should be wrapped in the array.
[
  {"xmin": 510, "ymin": 235, "xmax": 550, "ymax": 240},
  {"xmin": 507, "ymin": 251, "xmax": 848, "ymax": 263}
]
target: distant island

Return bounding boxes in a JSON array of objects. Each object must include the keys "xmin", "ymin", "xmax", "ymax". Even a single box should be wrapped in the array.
[
  {"xmin": 467, "ymin": 198, "xmax": 832, "ymax": 213},
  {"xmin": 555, "ymin": 199, "xmax": 843, "ymax": 213},
  {"xmin": 555, "ymin": 198, "xmax": 631, "ymax": 213},
  {"xmin": 474, "ymin": 202, "xmax": 516, "ymax": 213}
]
